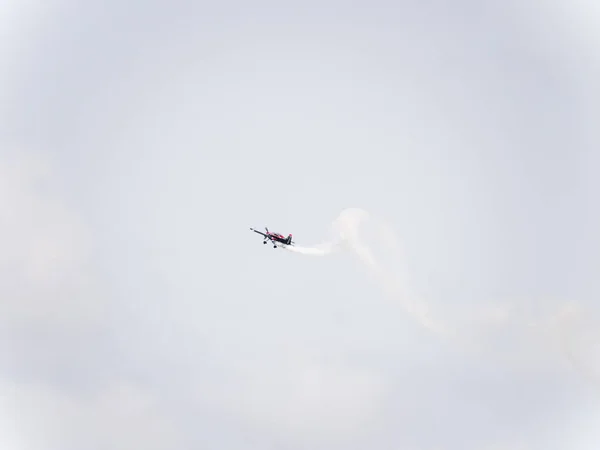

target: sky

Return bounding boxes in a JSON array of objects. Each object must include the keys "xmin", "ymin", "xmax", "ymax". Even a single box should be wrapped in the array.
[{"xmin": 1, "ymin": 0, "xmax": 599, "ymax": 449}]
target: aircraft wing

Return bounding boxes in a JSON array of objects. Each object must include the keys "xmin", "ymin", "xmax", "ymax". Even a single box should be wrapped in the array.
[{"xmin": 250, "ymin": 227, "xmax": 268, "ymax": 237}]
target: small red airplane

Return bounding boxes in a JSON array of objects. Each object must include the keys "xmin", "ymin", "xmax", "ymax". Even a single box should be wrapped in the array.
[{"xmin": 250, "ymin": 227, "xmax": 294, "ymax": 248}]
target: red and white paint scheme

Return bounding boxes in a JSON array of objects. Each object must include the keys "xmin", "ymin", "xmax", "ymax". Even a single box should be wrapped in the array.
[{"xmin": 250, "ymin": 227, "xmax": 294, "ymax": 248}]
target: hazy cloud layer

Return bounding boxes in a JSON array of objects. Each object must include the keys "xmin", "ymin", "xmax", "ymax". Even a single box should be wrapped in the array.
[{"xmin": 1, "ymin": 1, "xmax": 599, "ymax": 449}]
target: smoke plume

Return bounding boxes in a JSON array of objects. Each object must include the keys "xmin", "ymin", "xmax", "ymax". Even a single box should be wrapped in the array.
[
  {"xmin": 286, "ymin": 208, "xmax": 600, "ymax": 389},
  {"xmin": 282, "ymin": 243, "xmax": 338, "ymax": 256}
]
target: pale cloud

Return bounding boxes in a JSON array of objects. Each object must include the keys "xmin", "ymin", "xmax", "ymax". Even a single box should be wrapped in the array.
[
  {"xmin": 1, "ymin": 1, "xmax": 598, "ymax": 449},
  {"xmin": 0, "ymin": 153, "xmax": 104, "ymax": 331},
  {"xmin": 211, "ymin": 354, "xmax": 387, "ymax": 444},
  {"xmin": 0, "ymin": 155, "xmax": 87, "ymax": 280},
  {"xmin": 0, "ymin": 0, "xmax": 60, "ymax": 97},
  {"xmin": 0, "ymin": 377, "xmax": 184, "ymax": 450},
  {"xmin": 549, "ymin": 0, "xmax": 600, "ymax": 60}
]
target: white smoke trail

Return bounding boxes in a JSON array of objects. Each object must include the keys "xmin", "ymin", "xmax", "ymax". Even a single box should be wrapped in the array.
[
  {"xmin": 281, "ymin": 242, "xmax": 339, "ymax": 256},
  {"xmin": 333, "ymin": 208, "xmax": 600, "ymax": 388},
  {"xmin": 286, "ymin": 207, "xmax": 600, "ymax": 388},
  {"xmin": 279, "ymin": 224, "xmax": 344, "ymax": 256},
  {"xmin": 283, "ymin": 208, "xmax": 446, "ymax": 334},
  {"xmin": 331, "ymin": 208, "xmax": 447, "ymax": 336},
  {"xmin": 282, "ymin": 245, "xmax": 333, "ymax": 256}
]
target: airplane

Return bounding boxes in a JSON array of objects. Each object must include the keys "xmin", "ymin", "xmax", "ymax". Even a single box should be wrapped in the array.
[{"xmin": 250, "ymin": 227, "xmax": 294, "ymax": 248}]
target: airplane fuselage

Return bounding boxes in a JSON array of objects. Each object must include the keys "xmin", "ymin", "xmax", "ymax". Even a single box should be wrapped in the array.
[
  {"xmin": 267, "ymin": 233, "xmax": 292, "ymax": 245},
  {"xmin": 250, "ymin": 227, "xmax": 293, "ymax": 247}
]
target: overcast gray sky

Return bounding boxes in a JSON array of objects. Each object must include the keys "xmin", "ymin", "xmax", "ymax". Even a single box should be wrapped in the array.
[{"xmin": 1, "ymin": 1, "xmax": 599, "ymax": 449}]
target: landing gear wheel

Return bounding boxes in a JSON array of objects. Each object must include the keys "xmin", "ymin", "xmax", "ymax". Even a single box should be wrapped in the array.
[
  {"xmin": 273, "ymin": 245, "xmax": 277, "ymax": 248},
  {"xmin": 263, "ymin": 241, "xmax": 267, "ymax": 244}
]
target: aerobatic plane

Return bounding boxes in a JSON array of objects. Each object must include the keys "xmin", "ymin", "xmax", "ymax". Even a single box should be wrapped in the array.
[{"xmin": 250, "ymin": 227, "xmax": 294, "ymax": 248}]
